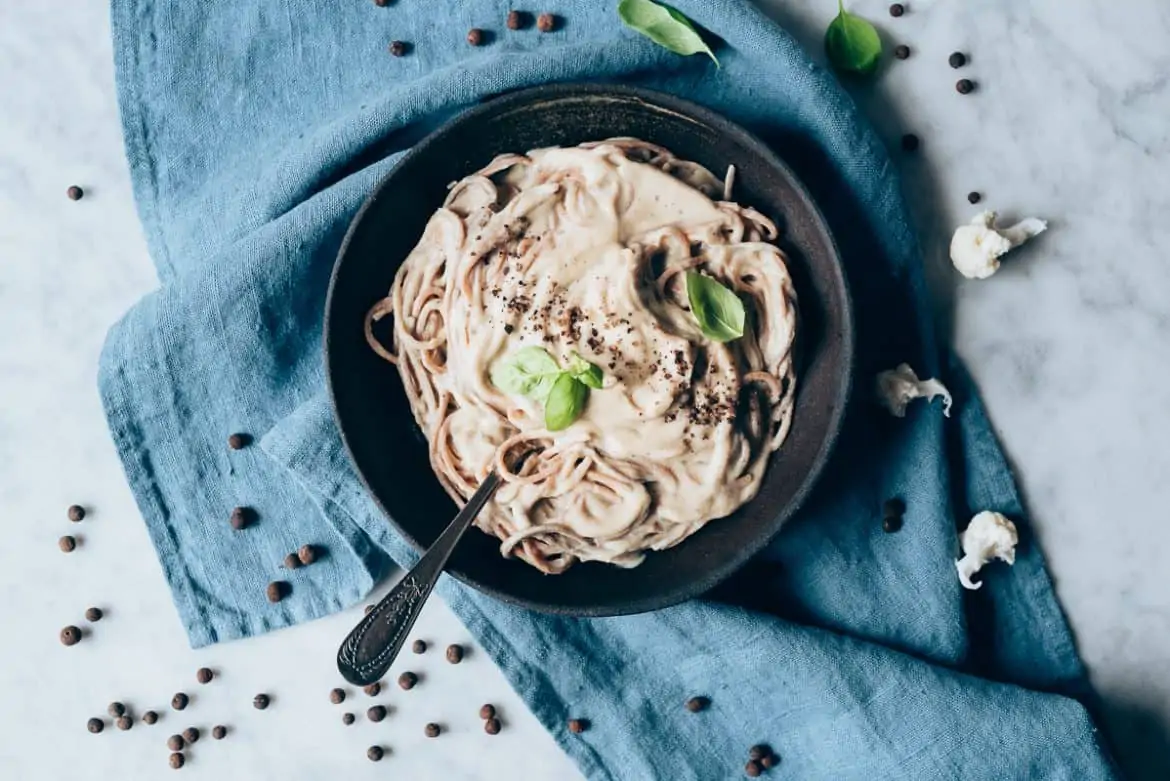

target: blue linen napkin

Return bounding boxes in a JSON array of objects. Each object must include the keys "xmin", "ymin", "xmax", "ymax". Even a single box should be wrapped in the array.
[{"xmin": 102, "ymin": 0, "xmax": 1120, "ymax": 777}]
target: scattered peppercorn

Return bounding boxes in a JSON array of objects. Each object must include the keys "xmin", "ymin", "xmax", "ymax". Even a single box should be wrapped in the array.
[
  {"xmin": 507, "ymin": 10, "xmax": 528, "ymax": 30},
  {"xmin": 901, "ymin": 133, "xmax": 920, "ymax": 152},
  {"xmin": 894, "ymin": 44, "xmax": 911, "ymax": 60},
  {"xmin": 58, "ymin": 535, "xmax": 77, "ymax": 553},
  {"xmin": 212, "ymin": 725, "xmax": 227, "ymax": 740},
  {"xmin": 882, "ymin": 514, "xmax": 904, "ymax": 533},
  {"xmin": 60, "ymin": 626, "xmax": 81, "ymax": 646},
  {"xmin": 342, "ymin": 712, "xmax": 355, "ymax": 725},
  {"xmin": 761, "ymin": 754, "xmax": 778, "ymax": 769},
  {"xmin": 116, "ymin": 716, "xmax": 133, "ymax": 731},
  {"xmin": 568, "ymin": 718, "xmax": 588, "ymax": 734},
  {"xmin": 367, "ymin": 746, "xmax": 384, "ymax": 762},
  {"xmin": 108, "ymin": 702, "xmax": 126, "ymax": 718},
  {"xmin": 171, "ymin": 693, "xmax": 189, "ymax": 711},
  {"xmin": 748, "ymin": 745, "xmax": 771, "ymax": 761},
  {"xmin": 167, "ymin": 734, "xmax": 185, "ymax": 751},
  {"xmin": 183, "ymin": 727, "xmax": 199, "ymax": 744},
  {"xmin": 68, "ymin": 505, "xmax": 86, "ymax": 522},
  {"xmin": 389, "ymin": 40, "xmax": 408, "ymax": 57},
  {"xmin": 883, "ymin": 498, "xmax": 906, "ymax": 517},
  {"xmin": 364, "ymin": 682, "xmax": 381, "ymax": 697},
  {"xmin": 330, "ymin": 688, "xmax": 346, "ymax": 704},
  {"xmin": 143, "ymin": 711, "xmax": 158, "ymax": 725},
  {"xmin": 169, "ymin": 752, "xmax": 184, "ymax": 770},
  {"xmin": 467, "ymin": 28, "xmax": 485, "ymax": 46},
  {"xmin": 537, "ymin": 12, "xmax": 557, "ymax": 32},
  {"xmin": 283, "ymin": 553, "xmax": 301, "ymax": 570},
  {"xmin": 889, "ymin": 3, "xmax": 905, "ymax": 17},
  {"xmin": 253, "ymin": 693, "xmax": 270, "ymax": 710},
  {"xmin": 425, "ymin": 722, "xmax": 441, "ymax": 738},
  {"xmin": 229, "ymin": 506, "xmax": 252, "ymax": 530},
  {"xmin": 968, "ymin": 191, "xmax": 982, "ymax": 204},
  {"xmin": 87, "ymin": 718, "xmax": 104, "ymax": 734},
  {"xmin": 685, "ymin": 696, "xmax": 709, "ymax": 713},
  {"xmin": 266, "ymin": 580, "xmax": 289, "ymax": 603},
  {"xmin": 66, "ymin": 186, "xmax": 84, "ymax": 201},
  {"xmin": 745, "ymin": 759, "xmax": 763, "ymax": 777},
  {"xmin": 373, "ymin": 0, "xmax": 390, "ymax": 6},
  {"xmin": 367, "ymin": 705, "xmax": 387, "ymax": 723},
  {"xmin": 411, "ymin": 639, "xmax": 427, "ymax": 654},
  {"xmin": 227, "ymin": 433, "xmax": 250, "ymax": 450},
  {"xmin": 398, "ymin": 672, "xmax": 418, "ymax": 690},
  {"xmin": 479, "ymin": 704, "xmax": 496, "ymax": 720},
  {"xmin": 956, "ymin": 78, "xmax": 976, "ymax": 95},
  {"xmin": 949, "ymin": 51, "xmax": 967, "ymax": 68},
  {"xmin": 196, "ymin": 667, "xmax": 213, "ymax": 684},
  {"xmin": 445, "ymin": 644, "xmax": 464, "ymax": 664},
  {"xmin": 297, "ymin": 544, "xmax": 318, "ymax": 566},
  {"xmin": 485, "ymin": 717, "xmax": 502, "ymax": 735},
  {"xmin": 85, "ymin": 607, "xmax": 103, "ymax": 622}
]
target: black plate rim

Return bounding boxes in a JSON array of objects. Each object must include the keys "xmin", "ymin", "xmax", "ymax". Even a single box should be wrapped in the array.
[{"xmin": 324, "ymin": 82, "xmax": 855, "ymax": 616}]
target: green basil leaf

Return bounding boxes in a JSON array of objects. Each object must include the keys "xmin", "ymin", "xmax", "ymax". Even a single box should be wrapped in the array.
[
  {"xmin": 618, "ymin": 0, "xmax": 719, "ymax": 67},
  {"xmin": 544, "ymin": 373, "xmax": 589, "ymax": 431},
  {"xmin": 567, "ymin": 352, "xmax": 605, "ymax": 390},
  {"xmin": 490, "ymin": 346, "xmax": 562, "ymax": 400},
  {"xmin": 685, "ymin": 271, "xmax": 745, "ymax": 342},
  {"xmin": 824, "ymin": 1, "xmax": 882, "ymax": 76}
]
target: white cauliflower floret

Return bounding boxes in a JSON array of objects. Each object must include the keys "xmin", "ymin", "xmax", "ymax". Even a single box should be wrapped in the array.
[
  {"xmin": 955, "ymin": 511, "xmax": 1019, "ymax": 590},
  {"xmin": 950, "ymin": 211, "xmax": 1048, "ymax": 279},
  {"xmin": 875, "ymin": 363, "xmax": 953, "ymax": 418}
]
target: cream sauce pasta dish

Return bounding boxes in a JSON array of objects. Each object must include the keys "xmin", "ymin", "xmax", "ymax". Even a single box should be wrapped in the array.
[{"xmin": 366, "ymin": 138, "xmax": 798, "ymax": 574}]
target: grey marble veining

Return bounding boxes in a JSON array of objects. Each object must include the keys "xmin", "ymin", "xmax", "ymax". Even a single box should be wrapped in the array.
[{"xmin": 1, "ymin": 1, "xmax": 1168, "ymax": 779}]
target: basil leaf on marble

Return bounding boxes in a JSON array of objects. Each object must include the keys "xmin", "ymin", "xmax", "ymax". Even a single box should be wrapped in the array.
[
  {"xmin": 824, "ymin": 0, "xmax": 882, "ymax": 76},
  {"xmin": 685, "ymin": 271, "xmax": 745, "ymax": 342},
  {"xmin": 618, "ymin": 0, "xmax": 719, "ymax": 66},
  {"xmin": 544, "ymin": 372, "xmax": 590, "ymax": 431}
]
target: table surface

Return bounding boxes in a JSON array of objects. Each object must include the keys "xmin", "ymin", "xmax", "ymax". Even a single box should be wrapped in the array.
[{"xmin": 2, "ymin": 1, "xmax": 1167, "ymax": 779}]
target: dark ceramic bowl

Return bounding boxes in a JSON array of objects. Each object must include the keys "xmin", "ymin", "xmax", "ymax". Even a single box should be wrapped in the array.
[{"xmin": 325, "ymin": 83, "xmax": 853, "ymax": 616}]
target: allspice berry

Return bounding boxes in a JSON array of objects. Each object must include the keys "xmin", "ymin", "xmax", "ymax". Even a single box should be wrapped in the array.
[
  {"xmin": 66, "ymin": 186, "xmax": 85, "ymax": 201},
  {"xmin": 367, "ymin": 705, "xmax": 387, "ymax": 723},
  {"xmin": 537, "ymin": 12, "xmax": 556, "ymax": 32},
  {"xmin": 479, "ymin": 704, "xmax": 496, "ymax": 720},
  {"xmin": 283, "ymin": 552, "xmax": 301, "ymax": 570},
  {"xmin": 85, "ymin": 607, "xmax": 103, "ymax": 622},
  {"xmin": 685, "ymin": 696, "xmax": 709, "ymax": 713},
  {"xmin": 169, "ymin": 752, "xmax": 184, "ymax": 769},
  {"xmin": 329, "ymin": 688, "xmax": 346, "ymax": 704},
  {"xmin": 167, "ymin": 734, "xmax": 185, "ymax": 751},
  {"xmin": 212, "ymin": 725, "xmax": 227, "ymax": 740},
  {"xmin": 196, "ymin": 667, "xmax": 214, "ymax": 684},
  {"xmin": 568, "ymin": 718, "xmax": 588, "ymax": 734},
  {"xmin": 229, "ymin": 506, "xmax": 252, "ymax": 530},
  {"xmin": 412, "ymin": 639, "xmax": 427, "ymax": 654},
  {"xmin": 87, "ymin": 718, "xmax": 104, "ymax": 734},
  {"xmin": 108, "ymin": 702, "xmax": 126, "ymax": 718},
  {"xmin": 253, "ymin": 693, "xmax": 270, "ymax": 710},
  {"xmin": 116, "ymin": 716, "xmax": 133, "ymax": 731},
  {"xmin": 67, "ymin": 504, "xmax": 86, "ymax": 522},
  {"xmin": 745, "ymin": 759, "xmax": 763, "ymax": 778},
  {"xmin": 389, "ymin": 40, "xmax": 407, "ymax": 57},
  {"xmin": 363, "ymin": 682, "xmax": 381, "ymax": 697},
  {"xmin": 445, "ymin": 644, "xmax": 464, "ymax": 664},
  {"xmin": 227, "ymin": 433, "xmax": 250, "ymax": 450},
  {"xmin": 58, "ymin": 535, "xmax": 77, "ymax": 553},
  {"xmin": 467, "ymin": 28, "xmax": 485, "ymax": 46},
  {"xmin": 297, "ymin": 544, "xmax": 318, "ymax": 565},
  {"xmin": 266, "ymin": 580, "xmax": 289, "ymax": 603},
  {"xmin": 60, "ymin": 626, "xmax": 82, "ymax": 646},
  {"xmin": 342, "ymin": 712, "xmax": 355, "ymax": 725},
  {"xmin": 367, "ymin": 745, "xmax": 384, "ymax": 762},
  {"xmin": 182, "ymin": 727, "xmax": 199, "ymax": 744},
  {"xmin": 397, "ymin": 671, "xmax": 418, "ymax": 690},
  {"xmin": 143, "ymin": 711, "xmax": 159, "ymax": 725},
  {"xmin": 485, "ymin": 717, "xmax": 502, "ymax": 735},
  {"xmin": 171, "ymin": 692, "xmax": 189, "ymax": 711},
  {"xmin": 507, "ymin": 10, "xmax": 527, "ymax": 30},
  {"xmin": 424, "ymin": 722, "xmax": 441, "ymax": 738}
]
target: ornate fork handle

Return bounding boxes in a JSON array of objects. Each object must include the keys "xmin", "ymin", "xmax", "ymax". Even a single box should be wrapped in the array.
[{"xmin": 337, "ymin": 472, "xmax": 502, "ymax": 685}]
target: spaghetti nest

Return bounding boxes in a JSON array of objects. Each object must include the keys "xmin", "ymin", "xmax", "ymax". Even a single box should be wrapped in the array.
[{"xmin": 366, "ymin": 139, "xmax": 797, "ymax": 574}]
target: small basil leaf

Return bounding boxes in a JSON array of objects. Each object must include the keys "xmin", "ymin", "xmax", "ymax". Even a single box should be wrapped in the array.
[
  {"xmin": 544, "ymin": 373, "xmax": 589, "ymax": 431},
  {"xmin": 490, "ymin": 346, "xmax": 562, "ymax": 400},
  {"xmin": 685, "ymin": 271, "xmax": 746, "ymax": 342},
  {"xmin": 618, "ymin": 0, "xmax": 719, "ymax": 67},
  {"xmin": 824, "ymin": 1, "xmax": 882, "ymax": 76},
  {"xmin": 567, "ymin": 352, "xmax": 605, "ymax": 390}
]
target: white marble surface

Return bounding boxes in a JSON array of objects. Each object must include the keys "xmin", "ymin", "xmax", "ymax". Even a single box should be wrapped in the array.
[{"xmin": 1, "ymin": 1, "xmax": 1167, "ymax": 779}]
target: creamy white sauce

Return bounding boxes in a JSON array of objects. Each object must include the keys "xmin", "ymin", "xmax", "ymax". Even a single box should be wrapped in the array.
[{"xmin": 367, "ymin": 140, "xmax": 798, "ymax": 573}]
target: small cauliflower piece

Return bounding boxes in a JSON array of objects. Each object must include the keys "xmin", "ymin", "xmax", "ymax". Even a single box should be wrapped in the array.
[
  {"xmin": 955, "ymin": 511, "xmax": 1019, "ymax": 590},
  {"xmin": 950, "ymin": 211, "xmax": 1048, "ymax": 279},
  {"xmin": 875, "ymin": 363, "xmax": 953, "ymax": 418}
]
